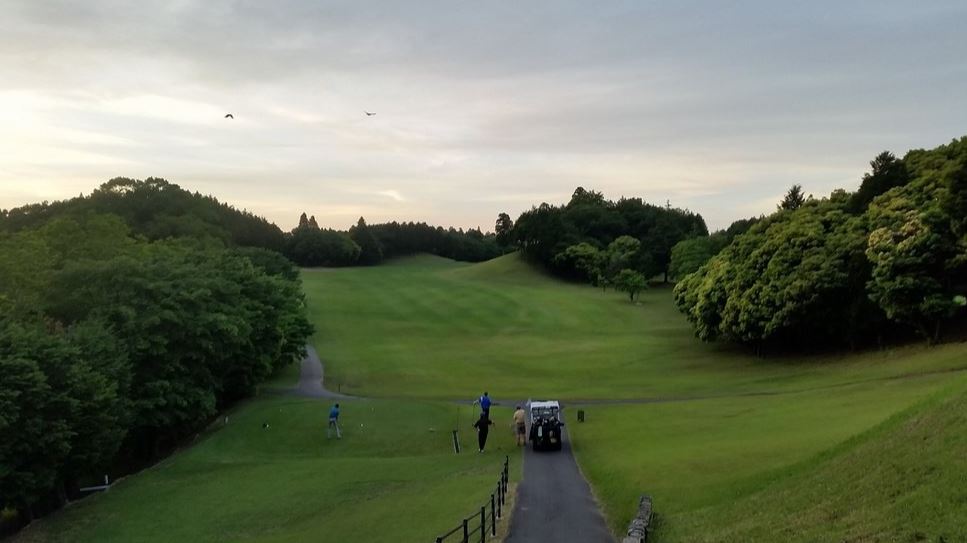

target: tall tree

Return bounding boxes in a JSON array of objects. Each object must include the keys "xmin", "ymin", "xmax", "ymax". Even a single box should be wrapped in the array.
[
  {"xmin": 350, "ymin": 217, "xmax": 384, "ymax": 265},
  {"xmin": 779, "ymin": 184, "xmax": 806, "ymax": 211},
  {"xmin": 850, "ymin": 151, "xmax": 910, "ymax": 211},
  {"xmin": 495, "ymin": 213, "xmax": 514, "ymax": 247}
]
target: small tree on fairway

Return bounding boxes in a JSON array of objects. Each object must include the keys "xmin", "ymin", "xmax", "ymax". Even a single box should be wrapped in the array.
[{"xmin": 615, "ymin": 268, "xmax": 647, "ymax": 302}]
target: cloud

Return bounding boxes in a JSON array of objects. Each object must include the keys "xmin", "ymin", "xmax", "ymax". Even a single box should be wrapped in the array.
[{"xmin": 2, "ymin": 1, "xmax": 967, "ymax": 231}]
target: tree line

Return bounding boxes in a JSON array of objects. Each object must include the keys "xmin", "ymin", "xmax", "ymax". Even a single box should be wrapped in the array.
[
  {"xmin": 283, "ymin": 214, "xmax": 507, "ymax": 267},
  {"xmin": 674, "ymin": 138, "xmax": 967, "ymax": 349},
  {"xmin": 503, "ymin": 187, "xmax": 708, "ymax": 300},
  {"xmin": 0, "ymin": 190, "xmax": 312, "ymax": 526},
  {"xmin": 0, "ymin": 177, "xmax": 286, "ymax": 251}
]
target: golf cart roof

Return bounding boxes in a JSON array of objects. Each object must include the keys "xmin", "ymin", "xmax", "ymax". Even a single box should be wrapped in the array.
[{"xmin": 529, "ymin": 400, "xmax": 560, "ymax": 409}]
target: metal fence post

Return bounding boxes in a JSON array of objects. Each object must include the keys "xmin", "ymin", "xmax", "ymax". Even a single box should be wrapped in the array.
[
  {"xmin": 491, "ymin": 493, "xmax": 497, "ymax": 535},
  {"xmin": 480, "ymin": 506, "xmax": 486, "ymax": 543},
  {"xmin": 497, "ymin": 482, "xmax": 503, "ymax": 518}
]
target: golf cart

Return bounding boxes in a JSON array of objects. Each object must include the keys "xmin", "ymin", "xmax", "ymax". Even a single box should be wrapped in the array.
[{"xmin": 528, "ymin": 400, "xmax": 564, "ymax": 451}]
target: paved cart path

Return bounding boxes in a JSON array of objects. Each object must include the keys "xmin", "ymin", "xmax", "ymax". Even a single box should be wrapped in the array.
[
  {"xmin": 292, "ymin": 346, "xmax": 351, "ymax": 399},
  {"xmin": 504, "ymin": 422, "xmax": 615, "ymax": 543}
]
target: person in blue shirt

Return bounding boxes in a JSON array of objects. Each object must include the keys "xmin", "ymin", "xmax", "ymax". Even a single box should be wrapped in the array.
[
  {"xmin": 327, "ymin": 403, "xmax": 341, "ymax": 439},
  {"xmin": 474, "ymin": 392, "xmax": 492, "ymax": 417}
]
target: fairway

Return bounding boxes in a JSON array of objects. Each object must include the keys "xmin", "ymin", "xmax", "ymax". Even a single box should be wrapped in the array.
[{"xmin": 305, "ymin": 254, "xmax": 967, "ymax": 401}]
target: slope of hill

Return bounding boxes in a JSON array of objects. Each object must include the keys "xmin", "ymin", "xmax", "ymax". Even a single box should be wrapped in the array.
[
  {"xmin": 670, "ymin": 378, "xmax": 967, "ymax": 541},
  {"xmin": 445, "ymin": 251, "xmax": 552, "ymax": 283}
]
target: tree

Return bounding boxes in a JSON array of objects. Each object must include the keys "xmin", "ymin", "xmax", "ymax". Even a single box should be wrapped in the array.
[
  {"xmin": 567, "ymin": 187, "xmax": 606, "ymax": 208},
  {"xmin": 495, "ymin": 213, "xmax": 514, "ymax": 247},
  {"xmin": 675, "ymin": 193, "xmax": 882, "ymax": 347},
  {"xmin": 669, "ymin": 237, "xmax": 717, "ymax": 280},
  {"xmin": 614, "ymin": 269, "xmax": 647, "ymax": 301},
  {"xmin": 285, "ymin": 227, "xmax": 360, "ymax": 267},
  {"xmin": 850, "ymin": 151, "xmax": 910, "ymax": 211},
  {"xmin": 297, "ymin": 212, "xmax": 310, "ymax": 229},
  {"xmin": 779, "ymin": 184, "xmax": 806, "ymax": 211},
  {"xmin": 554, "ymin": 243, "xmax": 604, "ymax": 282},
  {"xmin": 0, "ymin": 326, "xmax": 72, "ymax": 520},
  {"xmin": 604, "ymin": 235, "xmax": 641, "ymax": 279},
  {"xmin": 350, "ymin": 217, "xmax": 384, "ymax": 265},
  {"xmin": 865, "ymin": 183, "xmax": 961, "ymax": 344}
]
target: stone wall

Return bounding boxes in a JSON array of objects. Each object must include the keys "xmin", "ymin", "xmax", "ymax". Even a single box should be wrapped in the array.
[{"xmin": 621, "ymin": 495, "xmax": 653, "ymax": 543}]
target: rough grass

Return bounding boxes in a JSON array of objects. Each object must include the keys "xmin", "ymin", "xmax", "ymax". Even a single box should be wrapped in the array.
[
  {"xmin": 13, "ymin": 399, "xmax": 518, "ymax": 543},
  {"xmin": 667, "ymin": 379, "xmax": 967, "ymax": 542},
  {"xmin": 568, "ymin": 374, "xmax": 967, "ymax": 541}
]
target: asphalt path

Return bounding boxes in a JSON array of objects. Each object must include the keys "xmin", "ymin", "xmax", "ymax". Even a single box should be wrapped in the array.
[
  {"xmin": 504, "ymin": 421, "xmax": 615, "ymax": 543},
  {"xmin": 292, "ymin": 345, "xmax": 351, "ymax": 399}
]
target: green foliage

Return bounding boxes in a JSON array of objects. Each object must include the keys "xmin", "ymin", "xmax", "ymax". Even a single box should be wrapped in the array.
[
  {"xmin": 669, "ymin": 235, "xmax": 727, "ymax": 280},
  {"xmin": 778, "ymin": 184, "xmax": 806, "ymax": 211},
  {"xmin": 850, "ymin": 151, "xmax": 911, "ymax": 211},
  {"xmin": 285, "ymin": 224, "xmax": 360, "ymax": 267},
  {"xmin": 0, "ymin": 207, "xmax": 312, "ymax": 521},
  {"xmin": 495, "ymin": 212, "xmax": 514, "ymax": 247},
  {"xmin": 553, "ymin": 242, "xmax": 604, "ymax": 282},
  {"xmin": 614, "ymin": 268, "xmax": 647, "ymax": 301},
  {"xmin": 604, "ymin": 235, "xmax": 642, "ymax": 279},
  {"xmin": 0, "ymin": 177, "xmax": 285, "ymax": 251},
  {"xmin": 368, "ymin": 221, "xmax": 505, "ymax": 262},
  {"xmin": 865, "ymin": 172, "xmax": 964, "ymax": 343},
  {"xmin": 349, "ymin": 217, "xmax": 384, "ymax": 265},
  {"xmin": 513, "ymin": 187, "xmax": 706, "ymax": 282},
  {"xmin": 675, "ymin": 136, "xmax": 967, "ymax": 348}
]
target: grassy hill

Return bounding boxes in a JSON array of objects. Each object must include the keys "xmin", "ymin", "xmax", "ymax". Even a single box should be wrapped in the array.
[
  {"xmin": 669, "ymin": 380, "xmax": 967, "ymax": 541},
  {"xmin": 16, "ymin": 253, "xmax": 967, "ymax": 542}
]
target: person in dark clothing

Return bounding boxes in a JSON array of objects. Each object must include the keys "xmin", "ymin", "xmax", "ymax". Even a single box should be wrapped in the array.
[{"xmin": 473, "ymin": 412, "xmax": 495, "ymax": 452}]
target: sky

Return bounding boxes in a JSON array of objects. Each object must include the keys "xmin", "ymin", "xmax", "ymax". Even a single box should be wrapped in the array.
[{"xmin": 2, "ymin": 1, "xmax": 966, "ymax": 231}]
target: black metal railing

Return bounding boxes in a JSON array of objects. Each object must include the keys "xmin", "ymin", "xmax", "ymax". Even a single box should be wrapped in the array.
[{"xmin": 434, "ymin": 456, "xmax": 510, "ymax": 542}]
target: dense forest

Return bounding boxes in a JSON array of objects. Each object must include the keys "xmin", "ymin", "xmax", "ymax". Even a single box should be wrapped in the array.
[
  {"xmin": 0, "ymin": 183, "xmax": 313, "ymax": 526},
  {"xmin": 506, "ymin": 187, "xmax": 708, "ymax": 299},
  {"xmin": 674, "ymin": 138, "xmax": 967, "ymax": 349},
  {"xmin": 0, "ymin": 177, "xmax": 285, "ymax": 251},
  {"xmin": 283, "ymin": 214, "xmax": 506, "ymax": 267}
]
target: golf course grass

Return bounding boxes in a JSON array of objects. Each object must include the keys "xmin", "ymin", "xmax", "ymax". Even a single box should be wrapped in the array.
[
  {"xmin": 568, "ymin": 373, "xmax": 967, "ymax": 540},
  {"xmin": 13, "ymin": 398, "xmax": 519, "ymax": 543},
  {"xmin": 15, "ymin": 252, "xmax": 967, "ymax": 542},
  {"xmin": 305, "ymin": 253, "xmax": 967, "ymax": 401}
]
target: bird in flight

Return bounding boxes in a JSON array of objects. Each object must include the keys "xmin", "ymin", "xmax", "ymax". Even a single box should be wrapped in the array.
[
  {"xmin": 224, "ymin": 113, "xmax": 234, "ymax": 119},
  {"xmin": 364, "ymin": 111, "xmax": 375, "ymax": 116}
]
